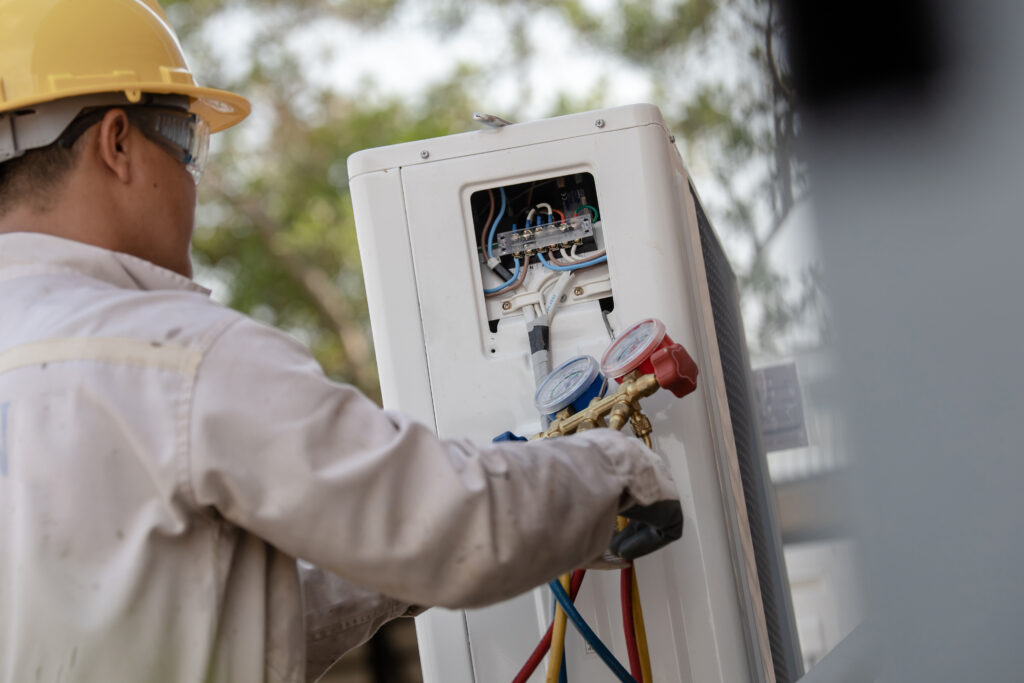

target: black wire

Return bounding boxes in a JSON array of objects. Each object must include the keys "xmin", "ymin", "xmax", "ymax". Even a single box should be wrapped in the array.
[{"xmin": 510, "ymin": 178, "xmax": 556, "ymax": 203}]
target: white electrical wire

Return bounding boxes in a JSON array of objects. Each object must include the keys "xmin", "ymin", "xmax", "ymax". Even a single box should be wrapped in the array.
[
  {"xmin": 531, "ymin": 270, "xmax": 562, "ymax": 318},
  {"xmin": 558, "ymin": 245, "xmax": 586, "ymax": 263},
  {"xmin": 526, "ymin": 202, "xmax": 554, "ymax": 226},
  {"xmin": 545, "ymin": 271, "xmax": 574, "ymax": 319}
]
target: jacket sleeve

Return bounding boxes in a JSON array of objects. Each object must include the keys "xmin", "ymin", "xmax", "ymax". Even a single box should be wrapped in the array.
[{"xmin": 188, "ymin": 316, "xmax": 678, "ymax": 609}]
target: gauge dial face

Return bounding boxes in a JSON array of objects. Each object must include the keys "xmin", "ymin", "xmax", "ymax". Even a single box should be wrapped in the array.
[
  {"xmin": 535, "ymin": 356, "xmax": 600, "ymax": 413},
  {"xmin": 601, "ymin": 319, "xmax": 666, "ymax": 378}
]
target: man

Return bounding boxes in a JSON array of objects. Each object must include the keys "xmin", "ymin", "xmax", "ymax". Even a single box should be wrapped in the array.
[{"xmin": 0, "ymin": 1, "xmax": 682, "ymax": 681}]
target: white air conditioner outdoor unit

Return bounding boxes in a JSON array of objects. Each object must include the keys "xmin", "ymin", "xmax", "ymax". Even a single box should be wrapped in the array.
[{"xmin": 348, "ymin": 103, "xmax": 800, "ymax": 683}]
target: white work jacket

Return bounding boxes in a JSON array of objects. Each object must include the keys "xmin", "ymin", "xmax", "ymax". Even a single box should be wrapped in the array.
[{"xmin": 0, "ymin": 233, "xmax": 677, "ymax": 683}]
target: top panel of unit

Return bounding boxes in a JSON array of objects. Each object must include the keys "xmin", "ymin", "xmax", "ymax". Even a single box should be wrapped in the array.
[{"xmin": 346, "ymin": 103, "xmax": 670, "ymax": 179}]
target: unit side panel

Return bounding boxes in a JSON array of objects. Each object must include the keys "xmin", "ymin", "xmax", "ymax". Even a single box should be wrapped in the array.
[
  {"xmin": 350, "ymin": 169, "xmax": 476, "ymax": 683},
  {"xmin": 680, "ymin": 176, "xmax": 785, "ymax": 683},
  {"xmin": 588, "ymin": 126, "xmax": 758, "ymax": 683},
  {"xmin": 349, "ymin": 169, "xmax": 436, "ymax": 424}
]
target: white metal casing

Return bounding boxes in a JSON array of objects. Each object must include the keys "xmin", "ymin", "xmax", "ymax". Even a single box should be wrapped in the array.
[{"xmin": 348, "ymin": 104, "xmax": 772, "ymax": 683}]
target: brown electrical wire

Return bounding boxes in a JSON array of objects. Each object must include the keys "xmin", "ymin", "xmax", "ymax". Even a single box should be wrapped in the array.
[
  {"xmin": 484, "ymin": 254, "xmax": 531, "ymax": 298},
  {"xmin": 481, "ymin": 187, "xmax": 532, "ymax": 298},
  {"xmin": 479, "ymin": 188, "xmax": 495, "ymax": 250}
]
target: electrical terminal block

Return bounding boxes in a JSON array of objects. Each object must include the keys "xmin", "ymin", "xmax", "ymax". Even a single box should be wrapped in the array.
[{"xmin": 495, "ymin": 215, "xmax": 594, "ymax": 258}]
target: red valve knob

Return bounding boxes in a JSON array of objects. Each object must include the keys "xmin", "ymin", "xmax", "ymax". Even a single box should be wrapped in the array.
[{"xmin": 651, "ymin": 343, "xmax": 699, "ymax": 398}]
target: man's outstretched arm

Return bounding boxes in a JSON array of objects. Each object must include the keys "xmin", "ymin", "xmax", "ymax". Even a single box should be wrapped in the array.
[{"xmin": 188, "ymin": 315, "xmax": 680, "ymax": 609}]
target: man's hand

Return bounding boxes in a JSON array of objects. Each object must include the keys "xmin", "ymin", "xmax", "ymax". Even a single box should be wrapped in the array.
[{"xmin": 609, "ymin": 500, "xmax": 684, "ymax": 561}]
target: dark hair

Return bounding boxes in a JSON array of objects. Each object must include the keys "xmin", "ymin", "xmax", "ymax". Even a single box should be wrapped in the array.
[{"xmin": 0, "ymin": 139, "xmax": 82, "ymax": 219}]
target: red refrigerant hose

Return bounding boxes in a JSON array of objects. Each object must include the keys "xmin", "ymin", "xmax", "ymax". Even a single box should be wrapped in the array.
[{"xmin": 620, "ymin": 566, "xmax": 643, "ymax": 682}]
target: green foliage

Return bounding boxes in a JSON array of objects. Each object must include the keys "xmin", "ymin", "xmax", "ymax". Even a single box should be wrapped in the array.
[
  {"xmin": 617, "ymin": 0, "xmax": 717, "ymax": 60},
  {"xmin": 193, "ymin": 73, "xmax": 482, "ymax": 400}
]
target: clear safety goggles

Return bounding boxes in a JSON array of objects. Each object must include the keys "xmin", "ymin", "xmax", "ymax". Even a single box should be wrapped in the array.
[{"xmin": 58, "ymin": 106, "xmax": 210, "ymax": 185}]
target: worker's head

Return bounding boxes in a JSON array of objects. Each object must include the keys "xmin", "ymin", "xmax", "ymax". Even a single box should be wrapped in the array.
[{"xmin": 0, "ymin": 0, "xmax": 250, "ymax": 277}]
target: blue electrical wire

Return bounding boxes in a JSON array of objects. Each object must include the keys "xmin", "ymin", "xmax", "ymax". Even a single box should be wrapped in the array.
[
  {"xmin": 536, "ymin": 211, "xmax": 607, "ymax": 271},
  {"xmin": 482, "ymin": 188, "xmax": 517, "ymax": 294},
  {"xmin": 538, "ymin": 252, "xmax": 608, "ymax": 271},
  {"xmin": 486, "ymin": 186, "xmax": 508, "ymax": 259},
  {"xmin": 483, "ymin": 257, "xmax": 521, "ymax": 294},
  {"xmin": 549, "ymin": 579, "xmax": 638, "ymax": 683}
]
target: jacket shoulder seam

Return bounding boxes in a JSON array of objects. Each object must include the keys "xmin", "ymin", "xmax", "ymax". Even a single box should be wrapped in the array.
[{"xmin": 178, "ymin": 315, "xmax": 247, "ymax": 514}]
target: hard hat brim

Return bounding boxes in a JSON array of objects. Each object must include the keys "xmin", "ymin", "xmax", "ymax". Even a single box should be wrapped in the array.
[
  {"xmin": 179, "ymin": 85, "xmax": 252, "ymax": 133},
  {"xmin": 3, "ymin": 84, "xmax": 250, "ymax": 134}
]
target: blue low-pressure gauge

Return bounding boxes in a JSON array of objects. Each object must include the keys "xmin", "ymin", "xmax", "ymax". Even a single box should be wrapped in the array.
[{"xmin": 535, "ymin": 355, "xmax": 606, "ymax": 418}]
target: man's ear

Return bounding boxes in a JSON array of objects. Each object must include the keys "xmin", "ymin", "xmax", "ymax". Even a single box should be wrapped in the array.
[{"xmin": 94, "ymin": 109, "xmax": 133, "ymax": 184}]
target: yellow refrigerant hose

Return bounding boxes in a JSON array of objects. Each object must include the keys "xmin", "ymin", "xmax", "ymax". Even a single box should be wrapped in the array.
[
  {"xmin": 632, "ymin": 573, "xmax": 653, "ymax": 683},
  {"xmin": 546, "ymin": 573, "xmax": 573, "ymax": 682}
]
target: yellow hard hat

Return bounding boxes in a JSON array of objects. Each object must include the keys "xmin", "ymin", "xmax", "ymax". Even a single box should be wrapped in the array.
[{"xmin": 0, "ymin": 0, "xmax": 250, "ymax": 133}]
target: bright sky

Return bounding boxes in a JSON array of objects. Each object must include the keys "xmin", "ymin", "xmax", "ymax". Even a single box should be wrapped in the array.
[{"xmin": 201, "ymin": 1, "xmax": 656, "ymax": 120}]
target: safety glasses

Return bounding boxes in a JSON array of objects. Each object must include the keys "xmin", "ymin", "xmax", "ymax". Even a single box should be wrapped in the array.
[{"xmin": 58, "ymin": 105, "xmax": 210, "ymax": 185}]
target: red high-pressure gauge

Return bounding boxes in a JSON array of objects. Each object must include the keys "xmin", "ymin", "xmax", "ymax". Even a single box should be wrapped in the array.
[
  {"xmin": 601, "ymin": 318, "xmax": 699, "ymax": 398},
  {"xmin": 600, "ymin": 319, "xmax": 673, "ymax": 381}
]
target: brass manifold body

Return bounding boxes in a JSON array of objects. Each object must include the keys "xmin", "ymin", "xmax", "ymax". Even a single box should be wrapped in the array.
[{"xmin": 535, "ymin": 370, "xmax": 657, "ymax": 447}]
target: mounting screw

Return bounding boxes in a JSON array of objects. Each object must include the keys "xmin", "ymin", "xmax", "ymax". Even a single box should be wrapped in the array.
[
  {"xmin": 419, "ymin": 150, "xmax": 430, "ymax": 159},
  {"xmin": 595, "ymin": 119, "xmax": 605, "ymax": 128},
  {"xmin": 573, "ymin": 286, "xmax": 584, "ymax": 296},
  {"xmin": 502, "ymin": 301, "xmax": 512, "ymax": 310},
  {"xmin": 669, "ymin": 134, "xmax": 676, "ymax": 143}
]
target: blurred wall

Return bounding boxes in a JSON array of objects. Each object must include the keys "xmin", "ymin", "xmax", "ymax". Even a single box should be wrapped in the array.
[{"xmin": 784, "ymin": 1, "xmax": 1024, "ymax": 680}]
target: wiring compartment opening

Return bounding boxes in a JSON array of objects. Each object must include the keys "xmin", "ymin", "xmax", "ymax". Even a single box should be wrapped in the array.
[{"xmin": 473, "ymin": 172, "xmax": 611, "ymax": 337}]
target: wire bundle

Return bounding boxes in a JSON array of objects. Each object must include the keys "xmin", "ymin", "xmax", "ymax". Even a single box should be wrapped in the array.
[
  {"xmin": 481, "ymin": 197, "xmax": 609, "ymax": 301},
  {"xmin": 483, "ymin": 187, "xmax": 524, "ymax": 295},
  {"xmin": 512, "ymin": 562, "xmax": 651, "ymax": 683},
  {"xmin": 535, "ymin": 205, "xmax": 607, "ymax": 272},
  {"xmin": 512, "ymin": 571, "xmax": 586, "ymax": 683},
  {"xmin": 549, "ymin": 578, "xmax": 638, "ymax": 683}
]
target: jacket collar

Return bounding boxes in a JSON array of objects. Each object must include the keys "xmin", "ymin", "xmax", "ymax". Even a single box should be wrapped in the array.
[{"xmin": 0, "ymin": 232, "xmax": 211, "ymax": 296}]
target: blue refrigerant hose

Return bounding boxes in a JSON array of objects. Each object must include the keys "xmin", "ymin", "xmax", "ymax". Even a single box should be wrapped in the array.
[{"xmin": 548, "ymin": 579, "xmax": 639, "ymax": 683}]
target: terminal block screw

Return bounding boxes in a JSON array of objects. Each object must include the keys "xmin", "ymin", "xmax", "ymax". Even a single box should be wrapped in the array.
[
  {"xmin": 502, "ymin": 301, "xmax": 512, "ymax": 310},
  {"xmin": 573, "ymin": 286, "xmax": 584, "ymax": 296}
]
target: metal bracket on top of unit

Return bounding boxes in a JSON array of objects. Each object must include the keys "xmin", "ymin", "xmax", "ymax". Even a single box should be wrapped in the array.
[{"xmin": 494, "ymin": 216, "xmax": 594, "ymax": 258}]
